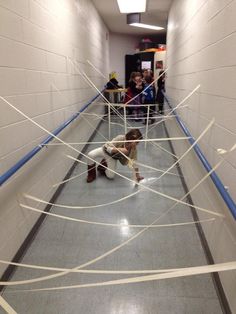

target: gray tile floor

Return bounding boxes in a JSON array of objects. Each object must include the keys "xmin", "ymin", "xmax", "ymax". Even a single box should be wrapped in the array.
[{"xmin": 1, "ymin": 114, "xmax": 223, "ymax": 313}]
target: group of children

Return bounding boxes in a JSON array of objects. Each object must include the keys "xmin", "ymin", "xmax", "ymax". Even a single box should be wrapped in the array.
[{"xmin": 125, "ymin": 69, "xmax": 165, "ymax": 123}]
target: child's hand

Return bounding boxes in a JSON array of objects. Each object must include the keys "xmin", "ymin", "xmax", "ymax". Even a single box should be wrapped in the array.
[
  {"xmin": 126, "ymin": 142, "xmax": 136, "ymax": 151},
  {"xmin": 136, "ymin": 175, "xmax": 144, "ymax": 182},
  {"xmin": 130, "ymin": 142, "xmax": 137, "ymax": 149}
]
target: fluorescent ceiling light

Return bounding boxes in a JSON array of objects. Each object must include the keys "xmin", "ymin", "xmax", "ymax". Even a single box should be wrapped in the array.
[
  {"xmin": 117, "ymin": 0, "xmax": 146, "ymax": 13},
  {"xmin": 130, "ymin": 23, "xmax": 164, "ymax": 30}
]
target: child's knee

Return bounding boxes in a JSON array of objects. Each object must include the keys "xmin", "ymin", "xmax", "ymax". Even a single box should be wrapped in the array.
[
  {"xmin": 87, "ymin": 151, "xmax": 93, "ymax": 159},
  {"xmin": 105, "ymin": 170, "xmax": 115, "ymax": 179}
]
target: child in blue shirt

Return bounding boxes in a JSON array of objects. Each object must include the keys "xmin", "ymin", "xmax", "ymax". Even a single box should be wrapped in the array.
[{"xmin": 142, "ymin": 75, "xmax": 155, "ymax": 124}]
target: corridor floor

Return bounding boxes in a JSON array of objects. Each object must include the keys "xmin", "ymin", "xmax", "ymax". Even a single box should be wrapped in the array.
[{"xmin": 1, "ymin": 115, "xmax": 223, "ymax": 314}]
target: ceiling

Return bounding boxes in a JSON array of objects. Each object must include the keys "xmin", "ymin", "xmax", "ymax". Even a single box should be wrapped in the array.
[{"xmin": 91, "ymin": 0, "xmax": 173, "ymax": 35}]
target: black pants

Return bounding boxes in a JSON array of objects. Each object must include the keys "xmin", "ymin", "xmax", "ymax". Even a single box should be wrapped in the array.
[
  {"xmin": 158, "ymin": 103, "xmax": 164, "ymax": 114},
  {"xmin": 143, "ymin": 103, "xmax": 155, "ymax": 117}
]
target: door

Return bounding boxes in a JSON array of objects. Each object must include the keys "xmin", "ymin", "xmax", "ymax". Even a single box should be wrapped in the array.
[{"xmin": 125, "ymin": 54, "xmax": 140, "ymax": 87}]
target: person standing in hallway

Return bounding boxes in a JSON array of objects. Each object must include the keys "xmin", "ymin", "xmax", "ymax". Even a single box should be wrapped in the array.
[
  {"xmin": 126, "ymin": 72, "xmax": 144, "ymax": 120},
  {"xmin": 156, "ymin": 70, "xmax": 165, "ymax": 114},
  {"xmin": 142, "ymin": 75, "xmax": 155, "ymax": 124}
]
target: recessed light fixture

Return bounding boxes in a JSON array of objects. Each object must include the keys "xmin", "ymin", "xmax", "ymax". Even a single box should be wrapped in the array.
[
  {"xmin": 130, "ymin": 23, "xmax": 164, "ymax": 31},
  {"xmin": 127, "ymin": 13, "xmax": 141, "ymax": 24},
  {"xmin": 117, "ymin": 0, "xmax": 146, "ymax": 13},
  {"xmin": 126, "ymin": 13, "xmax": 164, "ymax": 31}
]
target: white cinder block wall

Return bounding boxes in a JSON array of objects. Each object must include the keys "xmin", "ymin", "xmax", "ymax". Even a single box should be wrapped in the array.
[
  {"xmin": 166, "ymin": 0, "xmax": 236, "ymax": 201},
  {"xmin": 166, "ymin": 0, "xmax": 236, "ymax": 311},
  {"xmin": 0, "ymin": 0, "xmax": 109, "ymax": 276}
]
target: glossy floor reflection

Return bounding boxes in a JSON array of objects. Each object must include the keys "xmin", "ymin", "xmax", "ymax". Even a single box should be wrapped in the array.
[{"xmin": 1, "ymin": 115, "xmax": 223, "ymax": 313}]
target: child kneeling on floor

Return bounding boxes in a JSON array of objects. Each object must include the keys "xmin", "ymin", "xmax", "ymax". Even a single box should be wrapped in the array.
[{"xmin": 86, "ymin": 129, "xmax": 144, "ymax": 183}]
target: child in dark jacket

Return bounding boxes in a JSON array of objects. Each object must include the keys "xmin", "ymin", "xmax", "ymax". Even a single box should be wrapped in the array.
[
  {"xmin": 125, "ymin": 72, "xmax": 144, "ymax": 120},
  {"xmin": 156, "ymin": 70, "xmax": 165, "ymax": 114},
  {"xmin": 142, "ymin": 75, "xmax": 155, "ymax": 124}
]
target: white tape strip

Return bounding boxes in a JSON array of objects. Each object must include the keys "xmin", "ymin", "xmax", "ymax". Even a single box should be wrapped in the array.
[
  {"xmin": 0, "ymin": 260, "xmax": 189, "ymax": 276},
  {"xmin": 19, "ymin": 204, "xmax": 216, "ymax": 228},
  {"xmin": 87, "ymin": 60, "xmax": 108, "ymax": 82},
  {"xmin": 67, "ymin": 153, "xmax": 181, "ymax": 178},
  {"xmin": 0, "ymin": 87, "xmax": 221, "ymax": 289},
  {"xmin": 82, "ymin": 68, "xmax": 186, "ymax": 158},
  {"xmin": 24, "ymin": 190, "xmax": 141, "ymax": 209},
  {"xmin": 24, "ymin": 123, "xmax": 224, "ymax": 218},
  {"xmin": 1, "ymin": 185, "xmax": 210, "ymax": 288},
  {"xmin": 15, "ymin": 115, "xmax": 221, "ymax": 218},
  {"xmin": 78, "ymin": 69, "xmax": 127, "ymax": 123},
  {"xmin": 52, "ymin": 150, "xmax": 182, "ymax": 188},
  {"xmin": 0, "ymin": 260, "xmax": 179, "ymax": 275},
  {"xmin": 147, "ymin": 85, "xmax": 201, "ymax": 134},
  {"xmin": 61, "ymin": 63, "xmax": 196, "ymax": 169},
  {"xmin": 153, "ymin": 119, "xmax": 215, "ymax": 182},
  {"xmin": 66, "ymin": 155, "xmax": 87, "ymax": 165},
  {"xmin": 149, "ymin": 140, "xmax": 178, "ymax": 158},
  {"xmin": 23, "ymin": 172, "xmax": 223, "ymax": 216},
  {"xmin": 134, "ymin": 160, "xmax": 182, "ymax": 177},
  {"xmin": 52, "ymin": 157, "xmax": 181, "ymax": 188},
  {"xmin": 43, "ymin": 146, "xmax": 229, "ymax": 209},
  {"xmin": 78, "ymin": 109, "xmax": 176, "ymax": 193},
  {"xmin": 7, "ymin": 261, "xmax": 236, "ymax": 292},
  {"xmin": 87, "ymin": 60, "xmax": 170, "ymax": 137},
  {"xmin": 86, "ymin": 59, "xmax": 168, "ymax": 107},
  {"xmin": 0, "ymin": 296, "xmax": 17, "ymax": 314},
  {"xmin": 0, "ymin": 213, "xmax": 172, "ymax": 287},
  {"xmin": 58, "ymin": 146, "xmax": 181, "ymax": 186},
  {"xmin": 12, "ymin": 156, "xmax": 228, "ymax": 288},
  {"xmin": 76, "ymin": 60, "xmax": 198, "ymax": 163},
  {"xmin": 44, "ymin": 137, "xmax": 191, "ymax": 146},
  {"xmin": 52, "ymin": 160, "xmax": 90, "ymax": 187},
  {"xmin": 77, "ymin": 63, "xmax": 181, "ymax": 160},
  {"xmin": 24, "ymin": 152, "xmax": 223, "ymax": 217}
]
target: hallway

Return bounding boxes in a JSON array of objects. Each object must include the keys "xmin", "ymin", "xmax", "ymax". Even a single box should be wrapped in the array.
[{"xmin": 2, "ymin": 116, "xmax": 223, "ymax": 313}]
